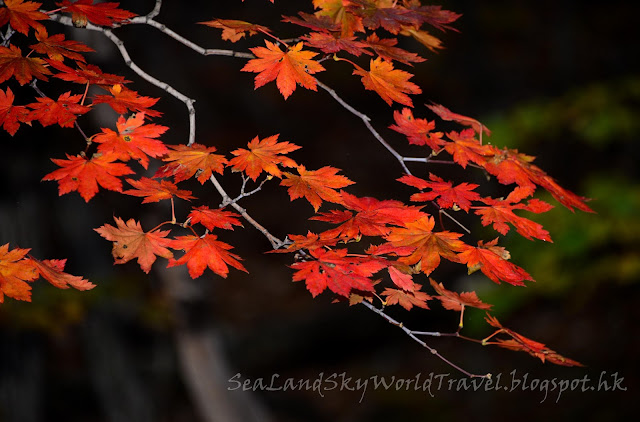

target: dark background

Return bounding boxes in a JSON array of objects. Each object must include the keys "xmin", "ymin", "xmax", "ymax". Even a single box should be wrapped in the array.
[{"xmin": 1, "ymin": 1, "xmax": 638, "ymax": 421}]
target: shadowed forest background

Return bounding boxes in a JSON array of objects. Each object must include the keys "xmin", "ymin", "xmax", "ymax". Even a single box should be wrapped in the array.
[{"xmin": 0, "ymin": 0, "xmax": 638, "ymax": 421}]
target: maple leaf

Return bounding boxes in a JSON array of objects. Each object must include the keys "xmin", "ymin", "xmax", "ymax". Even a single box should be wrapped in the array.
[
  {"xmin": 26, "ymin": 91, "xmax": 91, "ymax": 128},
  {"xmin": 352, "ymin": 57, "xmax": 421, "ymax": 107},
  {"xmin": 242, "ymin": 41, "xmax": 325, "ymax": 99},
  {"xmin": 443, "ymin": 129, "xmax": 495, "ymax": 168},
  {"xmin": 92, "ymin": 84, "xmax": 161, "ymax": 117},
  {"xmin": 56, "ymin": 0, "xmax": 136, "ymax": 27},
  {"xmin": 0, "ymin": 44, "xmax": 52, "ymax": 85},
  {"xmin": 282, "ymin": 12, "xmax": 341, "ymax": 33},
  {"xmin": 458, "ymin": 239, "xmax": 533, "ymax": 286},
  {"xmin": 199, "ymin": 18, "xmax": 270, "ymax": 42},
  {"xmin": 229, "ymin": 134, "xmax": 300, "ymax": 181},
  {"xmin": 168, "ymin": 234, "xmax": 247, "ymax": 279},
  {"xmin": 484, "ymin": 314, "xmax": 583, "ymax": 367},
  {"xmin": 381, "ymin": 283, "xmax": 431, "ymax": 311},
  {"xmin": 30, "ymin": 28, "xmax": 94, "ymax": 62},
  {"xmin": 313, "ymin": 0, "xmax": 364, "ymax": 37},
  {"xmin": 400, "ymin": 27, "xmax": 443, "ymax": 53},
  {"xmin": 30, "ymin": 258, "xmax": 95, "ymax": 290},
  {"xmin": 387, "ymin": 265, "xmax": 414, "ymax": 291},
  {"xmin": 42, "ymin": 152, "xmax": 134, "ymax": 202},
  {"xmin": 0, "ymin": 0, "xmax": 47, "ymax": 36},
  {"xmin": 0, "ymin": 244, "xmax": 38, "ymax": 303},
  {"xmin": 389, "ymin": 107, "xmax": 444, "ymax": 149},
  {"xmin": 0, "ymin": 87, "xmax": 29, "ymax": 135},
  {"xmin": 429, "ymin": 278, "xmax": 491, "ymax": 311},
  {"xmin": 427, "ymin": 103, "xmax": 491, "ymax": 137},
  {"xmin": 95, "ymin": 217, "xmax": 174, "ymax": 273},
  {"xmin": 93, "ymin": 113, "xmax": 169, "ymax": 169},
  {"xmin": 474, "ymin": 186, "xmax": 554, "ymax": 241},
  {"xmin": 48, "ymin": 59, "xmax": 130, "ymax": 86},
  {"xmin": 383, "ymin": 215, "xmax": 466, "ymax": 275},
  {"xmin": 187, "ymin": 206, "xmax": 242, "ymax": 231},
  {"xmin": 347, "ymin": 0, "xmax": 423, "ymax": 34},
  {"xmin": 363, "ymin": 33, "xmax": 426, "ymax": 65},
  {"xmin": 291, "ymin": 248, "xmax": 385, "ymax": 297},
  {"xmin": 155, "ymin": 143, "xmax": 227, "ymax": 184},
  {"xmin": 280, "ymin": 165, "xmax": 355, "ymax": 211},
  {"xmin": 398, "ymin": 173, "xmax": 480, "ymax": 212},
  {"xmin": 302, "ymin": 32, "xmax": 371, "ymax": 57},
  {"xmin": 272, "ymin": 231, "xmax": 339, "ymax": 253},
  {"xmin": 312, "ymin": 191, "xmax": 423, "ymax": 240},
  {"xmin": 124, "ymin": 177, "xmax": 194, "ymax": 203},
  {"xmin": 403, "ymin": 2, "xmax": 461, "ymax": 32}
]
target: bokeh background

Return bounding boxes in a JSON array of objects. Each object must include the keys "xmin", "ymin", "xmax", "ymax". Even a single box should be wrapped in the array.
[{"xmin": 1, "ymin": 0, "xmax": 638, "ymax": 421}]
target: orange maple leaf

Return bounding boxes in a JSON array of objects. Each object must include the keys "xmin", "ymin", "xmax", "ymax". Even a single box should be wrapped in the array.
[
  {"xmin": 26, "ymin": 91, "xmax": 91, "ymax": 128},
  {"xmin": 42, "ymin": 152, "xmax": 135, "ymax": 202},
  {"xmin": 30, "ymin": 28, "xmax": 94, "ymax": 62},
  {"xmin": 187, "ymin": 206, "xmax": 242, "ymax": 231},
  {"xmin": 124, "ymin": 177, "xmax": 195, "ymax": 203},
  {"xmin": 352, "ymin": 57, "xmax": 421, "ymax": 107},
  {"xmin": 229, "ymin": 134, "xmax": 300, "ymax": 181},
  {"xmin": 56, "ymin": 0, "xmax": 136, "ymax": 27},
  {"xmin": 0, "ymin": 87, "xmax": 29, "ymax": 135},
  {"xmin": 429, "ymin": 278, "xmax": 491, "ymax": 312},
  {"xmin": 0, "ymin": 0, "xmax": 47, "ymax": 35},
  {"xmin": 0, "ymin": 44, "xmax": 52, "ymax": 85},
  {"xmin": 0, "ymin": 244, "xmax": 38, "ymax": 303},
  {"xmin": 92, "ymin": 84, "xmax": 161, "ymax": 117},
  {"xmin": 280, "ymin": 165, "xmax": 355, "ymax": 211},
  {"xmin": 30, "ymin": 258, "xmax": 95, "ymax": 290},
  {"xmin": 389, "ymin": 108, "xmax": 444, "ymax": 149},
  {"xmin": 458, "ymin": 238, "xmax": 533, "ymax": 286},
  {"xmin": 93, "ymin": 113, "xmax": 169, "ymax": 169},
  {"xmin": 168, "ymin": 234, "xmax": 247, "ymax": 279},
  {"xmin": 242, "ymin": 41, "xmax": 325, "ymax": 99},
  {"xmin": 398, "ymin": 173, "xmax": 481, "ymax": 212},
  {"xmin": 381, "ymin": 284, "xmax": 431, "ymax": 311},
  {"xmin": 94, "ymin": 217, "xmax": 175, "ymax": 274},
  {"xmin": 199, "ymin": 18, "xmax": 270, "ymax": 42},
  {"xmin": 154, "ymin": 143, "xmax": 227, "ymax": 184},
  {"xmin": 314, "ymin": 0, "xmax": 364, "ymax": 37}
]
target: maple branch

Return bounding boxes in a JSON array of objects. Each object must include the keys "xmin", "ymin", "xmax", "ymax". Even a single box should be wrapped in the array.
[
  {"xmin": 222, "ymin": 175, "xmax": 272, "ymax": 208},
  {"xmin": 360, "ymin": 301, "xmax": 490, "ymax": 379}
]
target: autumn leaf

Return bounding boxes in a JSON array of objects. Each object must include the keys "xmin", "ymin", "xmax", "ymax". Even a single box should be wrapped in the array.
[
  {"xmin": 95, "ymin": 217, "xmax": 174, "ymax": 273},
  {"xmin": 283, "ymin": 12, "xmax": 341, "ymax": 33},
  {"xmin": 30, "ymin": 258, "xmax": 95, "ymax": 290},
  {"xmin": 168, "ymin": 234, "xmax": 247, "ymax": 279},
  {"xmin": 400, "ymin": 27, "xmax": 443, "ymax": 53},
  {"xmin": 387, "ymin": 265, "xmax": 414, "ymax": 291},
  {"xmin": 314, "ymin": 0, "xmax": 364, "ymax": 37},
  {"xmin": 443, "ymin": 129, "xmax": 495, "ymax": 168},
  {"xmin": 0, "ymin": 244, "xmax": 38, "ymax": 303},
  {"xmin": 0, "ymin": 87, "xmax": 29, "ymax": 135},
  {"xmin": 363, "ymin": 33, "xmax": 426, "ymax": 65},
  {"xmin": 347, "ymin": 0, "xmax": 423, "ymax": 34},
  {"xmin": 389, "ymin": 107, "xmax": 444, "ymax": 149},
  {"xmin": 0, "ymin": 44, "xmax": 52, "ymax": 85},
  {"xmin": 405, "ymin": 4, "xmax": 461, "ymax": 32},
  {"xmin": 124, "ymin": 177, "xmax": 195, "ymax": 203},
  {"xmin": 280, "ymin": 165, "xmax": 354, "ymax": 211},
  {"xmin": 382, "ymin": 283, "xmax": 431, "ymax": 311},
  {"xmin": 398, "ymin": 173, "xmax": 480, "ymax": 212},
  {"xmin": 48, "ymin": 59, "xmax": 130, "ymax": 86},
  {"xmin": 352, "ymin": 57, "xmax": 421, "ymax": 107},
  {"xmin": 187, "ymin": 206, "xmax": 242, "ymax": 231},
  {"xmin": 229, "ymin": 134, "xmax": 300, "ymax": 181},
  {"xmin": 93, "ymin": 113, "xmax": 169, "ymax": 169},
  {"xmin": 92, "ymin": 84, "xmax": 161, "ymax": 117},
  {"xmin": 199, "ymin": 18, "xmax": 270, "ymax": 42},
  {"xmin": 429, "ymin": 278, "xmax": 491, "ymax": 311},
  {"xmin": 42, "ymin": 152, "xmax": 134, "ymax": 202},
  {"xmin": 427, "ymin": 103, "xmax": 491, "ymax": 137},
  {"xmin": 383, "ymin": 215, "xmax": 466, "ymax": 275},
  {"xmin": 26, "ymin": 91, "xmax": 91, "ymax": 128},
  {"xmin": 458, "ymin": 239, "xmax": 533, "ymax": 286},
  {"xmin": 291, "ymin": 248, "xmax": 385, "ymax": 297},
  {"xmin": 56, "ymin": 0, "xmax": 136, "ymax": 27},
  {"xmin": 0, "ymin": 0, "xmax": 47, "ymax": 36},
  {"xmin": 155, "ymin": 143, "xmax": 227, "ymax": 184},
  {"xmin": 242, "ymin": 41, "xmax": 325, "ymax": 99},
  {"xmin": 302, "ymin": 32, "xmax": 371, "ymax": 57},
  {"xmin": 272, "ymin": 232, "xmax": 339, "ymax": 253},
  {"xmin": 30, "ymin": 28, "xmax": 94, "ymax": 62}
]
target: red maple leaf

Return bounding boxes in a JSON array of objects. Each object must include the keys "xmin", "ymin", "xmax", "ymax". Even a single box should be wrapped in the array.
[
  {"xmin": 93, "ymin": 113, "xmax": 169, "ymax": 169},
  {"xmin": 94, "ymin": 217, "xmax": 174, "ymax": 273},
  {"xmin": 381, "ymin": 284, "xmax": 431, "ymax": 310},
  {"xmin": 398, "ymin": 173, "xmax": 481, "ymax": 212},
  {"xmin": 124, "ymin": 177, "xmax": 194, "ymax": 203},
  {"xmin": 280, "ymin": 165, "xmax": 355, "ymax": 211},
  {"xmin": 427, "ymin": 103, "xmax": 491, "ymax": 137},
  {"xmin": 30, "ymin": 28, "xmax": 94, "ymax": 62},
  {"xmin": 302, "ymin": 32, "xmax": 371, "ymax": 57},
  {"xmin": 347, "ymin": 0, "xmax": 423, "ymax": 34},
  {"xmin": 443, "ymin": 129, "xmax": 495, "ymax": 168},
  {"xmin": 314, "ymin": 0, "xmax": 364, "ymax": 37},
  {"xmin": 0, "ymin": 87, "xmax": 29, "ymax": 135},
  {"xmin": 229, "ymin": 134, "xmax": 300, "ymax": 181},
  {"xmin": 0, "ymin": 44, "xmax": 51, "ymax": 85},
  {"xmin": 30, "ymin": 258, "xmax": 95, "ymax": 290},
  {"xmin": 242, "ymin": 41, "xmax": 325, "ymax": 99},
  {"xmin": 282, "ymin": 12, "xmax": 341, "ymax": 33},
  {"xmin": 92, "ymin": 84, "xmax": 161, "ymax": 117},
  {"xmin": 291, "ymin": 248, "xmax": 386, "ymax": 297},
  {"xmin": 352, "ymin": 57, "xmax": 421, "ymax": 107},
  {"xmin": 155, "ymin": 143, "xmax": 227, "ymax": 184},
  {"xmin": 168, "ymin": 234, "xmax": 247, "ymax": 279},
  {"xmin": 272, "ymin": 232, "xmax": 339, "ymax": 253},
  {"xmin": 429, "ymin": 278, "xmax": 491, "ymax": 311},
  {"xmin": 403, "ymin": 4, "xmax": 461, "ymax": 32},
  {"xmin": 0, "ymin": 0, "xmax": 47, "ymax": 35},
  {"xmin": 187, "ymin": 206, "xmax": 242, "ymax": 231},
  {"xmin": 26, "ymin": 91, "xmax": 91, "ymax": 128},
  {"xmin": 42, "ymin": 152, "xmax": 134, "ymax": 202},
  {"xmin": 0, "ymin": 243, "xmax": 38, "ymax": 303},
  {"xmin": 56, "ymin": 0, "xmax": 136, "ymax": 27},
  {"xmin": 389, "ymin": 107, "xmax": 444, "ymax": 149},
  {"xmin": 363, "ymin": 33, "xmax": 426, "ymax": 65},
  {"xmin": 458, "ymin": 239, "xmax": 533, "ymax": 286},
  {"xmin": 49, "ymin": 59, "xmax": 130, "ymax": 86},
  {"xmin": 199, "ymin": 18, "xmax": 270, "ymax": 42}
]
